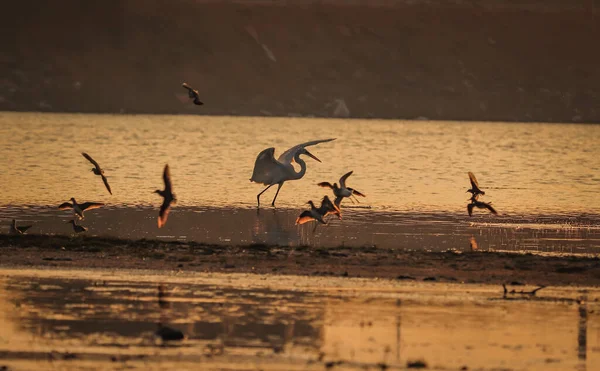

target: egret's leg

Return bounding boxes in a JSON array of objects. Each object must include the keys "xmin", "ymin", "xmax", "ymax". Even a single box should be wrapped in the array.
[
  {"xmin": 257, "ymin": 184, "xmax": 274, "ymax": 207},
  {"xmin": 271, "ymin": 182, "xmax": 284, "ymax": 206}
]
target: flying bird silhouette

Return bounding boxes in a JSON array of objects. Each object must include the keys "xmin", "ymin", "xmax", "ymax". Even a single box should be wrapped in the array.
[
  {"xmin": 467, "ymin": 195, "xmax": 498, "ymax": 216},
  {"xmin": 58, "ymin": 198, "xmax": 104, "ymax": 219},
  {"xmin": 467, "ymin": 172, "xmax": 486, "ymax": 197},
  {"xmin": 250, "ymin": 138, "xmax": 336, "ymax": 207},
  {"xmin": 318, "ymin": 170, "xmax": 366, "ymax": 208},
  {"xmin": 154, "ymin": 164, "xmax": 176, "ymax": 228},
  {"xmin": 182, "ymin": 83, "xmax": 203, "ymax": 105},
  {"xmin": 10, "ymin": 219, "xmax": 32, "ymax": 235},
  {"xmin": 82, "ymin": 152, "xmax": 112, "ymax": 195}
]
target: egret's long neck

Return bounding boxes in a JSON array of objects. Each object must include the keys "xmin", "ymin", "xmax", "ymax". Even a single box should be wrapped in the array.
[{"xmin": 291, "ymin": 153, "xmax": 307, "ymax": 180}]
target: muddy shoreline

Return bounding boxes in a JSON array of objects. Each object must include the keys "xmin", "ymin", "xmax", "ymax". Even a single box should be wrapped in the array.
[{"xmin": 1, "ymin": 235, "xmax": 599, "ymax": 286}]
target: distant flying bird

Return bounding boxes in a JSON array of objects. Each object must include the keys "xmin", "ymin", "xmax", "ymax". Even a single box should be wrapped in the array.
[
  {"xmin": 318, "ymin": 170, "xmax": 366, "ymax": 208},
  {"xmin": 67, "ymin": 219, "xmax": 87, "ymax": 233},
  {"xmin": 154, "ymin": 164, "xmax": 176, "ymax": 228},
  {"xmin": 58, "ymin": 198, "xmax": 104, "ymax": 219},
  {"xmin": 250, "ymin": 139, "xmax": 336, "ymax": 207},
  {"xmin": 182, "ymin": 83, "xmax": 203, "ymax": 105},
  {"xmin": 156, "ymin": 323, "xmax": 185, "ymax": 341},
  {"xmin": 82, "ymin": 152, "xmax": 112, "ymax": 195},
  {"xmin": 295, "ymin": 196, "xmax": 339, "ymax": 225},
  {"xmin": 467, "ymin": 195, "xmax": 498, "ymax": 216},
  {"xmin": 10, "ymin": 219, "xmax": 32, "ymax": 235},
  {"xmin": 467, "ymin": 172, "xmax": 486, "ymax": 197}
]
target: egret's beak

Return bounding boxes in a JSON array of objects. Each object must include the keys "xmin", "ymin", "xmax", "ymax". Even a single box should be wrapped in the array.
[{"xmin": 305, "ymin": 150, "xmax": 321, "ymax": 163}]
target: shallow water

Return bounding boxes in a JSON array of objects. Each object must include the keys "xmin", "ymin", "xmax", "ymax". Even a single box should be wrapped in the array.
[
  {"xmin": 1, "ymin": 112, "xmax": 599, "ymax": 252},
  {"xmin": 0, "ymin": 268, "xmax": 598, "ymax": 370}
]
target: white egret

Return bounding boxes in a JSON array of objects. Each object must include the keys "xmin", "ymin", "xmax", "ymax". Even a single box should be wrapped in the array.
[{"xmin": 250, "ymin": 138, "xmax": 335, "ymax": 207}]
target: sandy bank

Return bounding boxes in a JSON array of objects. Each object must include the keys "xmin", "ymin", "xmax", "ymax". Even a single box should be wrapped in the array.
[{"xmin": 1, "ymin": 235, "xmax": 599, "ymax": 286}]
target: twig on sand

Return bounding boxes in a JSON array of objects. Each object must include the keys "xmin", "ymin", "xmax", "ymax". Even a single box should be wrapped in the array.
[{"xmin": 502, "ymin": 284, "xmax": 547, "ymax": 298}]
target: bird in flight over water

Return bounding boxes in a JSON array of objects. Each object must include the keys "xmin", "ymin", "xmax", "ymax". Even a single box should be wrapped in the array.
[
  {"xmin": 182, "ymin": 83, "xmax": 203, "ymax": 105},
  {"xmin": 250, "ymin": 139, "xmax": 336, "ymax": 207},
  {"xmin": 154, "ymin": 164, "xmax": 176, "ymax": 228},
  {"xmin": 82, "ymin": 152, "xmax": 112, "ymax": 195},
  {"xmin": 58, "ymin": 198, "xmax": 104, "ymax": 219},
  {"xmin": 467, "ymin": 172, "xmax": 486, "ymax": 198},
  {"xmin": 67, "ymin": 219, "xmax": 87, "ymax": 234},
  {"xmin": 10, "ymin": 219, "xmax": 32, "ymax": 235},
  {"xmin": 318, "ymin": 170, "xmax": 365, "ymax": 209},
  {"xmin": 467, "ymin": 194, "xmax": 498, "ymax": 216},
  {"xmin": 295, "ymin": 196, "xmax": 339, "ymax": 225}
]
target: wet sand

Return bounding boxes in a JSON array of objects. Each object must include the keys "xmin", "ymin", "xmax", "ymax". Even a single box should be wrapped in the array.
[{"xmin": 1, "ymin": 234, "xmax": 599, "ymax": 286}]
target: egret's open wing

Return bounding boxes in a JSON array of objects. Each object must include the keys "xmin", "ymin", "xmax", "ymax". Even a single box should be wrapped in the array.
[
  {"xmin": 339, "ymin": 170, "xmax": 353, "ymax": 188},
  {"xmin": 250, "ymin": 147, "xmax": 285, "ymax": 185},
  {"xmin": 82, "ymin": 152, "xmax": 100, "ymax": 170},
  {"xmin": 277, "ymin": 138, "xmax": 336, "ymax": 165}
]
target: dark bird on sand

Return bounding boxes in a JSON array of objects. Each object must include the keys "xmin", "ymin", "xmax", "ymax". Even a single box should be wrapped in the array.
[
  {"xmin": 154, "ymin": 164, "xmax": 176, "ymax": 228},
  {"xmin": 82, "ymin": 152, "xmax": 112, "ymax": 195},
  {"xmin": 67, "ymin": 219, "xmax": 87, "ymax": 233},
  {"xmin": 250, "ymin": 139, "xmax": 335, "ymax": 207},
  {"xmin": 10, "ymin": 219, "xmax": 32, "ymax": 235},
  {"xmin": 467, "ymin": 195, "xmax": 498, "ymax": 216},
  {"xmin": 156, "ymin": 323, "xmax": 185, "ymax": 341},
  {"xmin": 182, "ymin": 82, "xmax": 203, "ymax": 105},
  {"xmin": 466, "ymin": 172, "xmax": 486, "ymax": 197},
  {"xmin": 58, "ymin": 198, "xmax": 104, "ymax": 219},
  {"xmin": 296, "ymin": 196, "xmax": 340, "ymax": 225},
  {"xmin": 318, "ymin": 170, "xmax": 366, "ymax": 208}
]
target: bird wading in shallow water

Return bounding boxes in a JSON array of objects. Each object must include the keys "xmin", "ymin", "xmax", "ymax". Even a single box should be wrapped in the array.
[
  {"xmin": 295, "ymin": 196, "xmax": 339, "ymax": 225},
  {"xmin": 154, "ymin": 164, "xmax": 176, "ymax": 228},
  {"xmin": 58, "ymin": 198, "xmax": 104, "ymax": 219},
  {"xmin": 250, "ymin": 138, "xmax": 336, "ymax": 207},
  {"xmin": 467, "ymin": 172, "xmax": 486, "ymax": 198},
  {"xmin": 318, "ymin": 170, "xmax": 366, "ymax": 210},
  {"xmin": 67, "ymin": 219, "xmax": 87, "ymax": 233},
  {"xmin": 10, "ymin": 219, "xmax": 32, "ymax": 235},
  {"xmin": 182, "ymin": 83, "xmax": 203, "ymax": 105},
  {"xmin": 82, "ymin": 152, "xmax": 112, "ymax": 195}
]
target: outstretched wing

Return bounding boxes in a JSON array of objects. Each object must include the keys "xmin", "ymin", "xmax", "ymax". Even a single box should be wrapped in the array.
[
  {"xmin": 277, "ymin": 138, "xmax": 336, "ymax": 165},
  {"xmin": 484, "ymin": 202, "xmax": 498, "ymax": 215},
  {"xmin": 101, "ymin": 175, "xmax": 112, "ymax": 195},
  {"xmin": 317, "ymin": 182, "xmax": 334, "ymax": 189},
  {"xmin": 193, "ymin": 97, "xmax": 204, "ymax": 105},
  {"xmin": 82, "ymin": 152, "xmax": 100, "ymax": 170},
  {"xmin": 163, "ymin": 165, "xmax": 173, "ymax": 193},
  {"xmin": 158, "ymin": 199, "xmax": 172, "ymax": 228},
  {"xmin": 467, "ymin": 203, "xmax": 474, "ymax": 217},
  {"xmin": 79, "ymin": 202, "xmax": 104, "ymax": 211},
  {"xmin": 339, "ymin": 171, "xmax": 353, "ymax": 188},
  {"xmin": 468, "ymin": 172, "xmax": 480, "ymax": 189},
  {"xmin": 250, "ymin": 147, "xmax": 286, "ymax": 185},
  {"xmin": 58, "ymin": 202, "xmax": 73, "ymax": 210},
  {"xmin": 295, "ymin": 211, "xmax": 315, "ymax": 225}
]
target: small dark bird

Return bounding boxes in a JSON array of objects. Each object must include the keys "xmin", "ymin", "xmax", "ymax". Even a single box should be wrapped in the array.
[
  {"xmin": 10, "ymin": 219, "xmax": 32, "ymax": 235},
  {"xmin": 318, "ymin": 171, "xmax": 366, "ymax": 209},
  {"xmin": 58, "ymin": 198, "xmax": 104, "ymax": 219},
  {"xmin": 154, "ymin": 164, "xmax": 176, "ymax": 228},
  {"xmin": 467, "ymin": 196, "xmax": 498, "ymax": 216},
  {"xmin": 295, "ymin": 196, "xmax": 339, "ymax": 225},
  {"xmin": 467, "ymin": 172, "xmax": 486, "ymax": 197},
  {"xmin": 182, "ymin": 82, "xmax": 203, "ymax": 105},
  {"xmin": 67, "ymin": 219, "xmax": 87, "ymax": 233},
  {"xmin": 82, "ymin": 152, "xmax": 112, "ymax": 195},
  {"xmin": 156, "ymin": 323, "xmax": 185, "ymax": 341}
]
